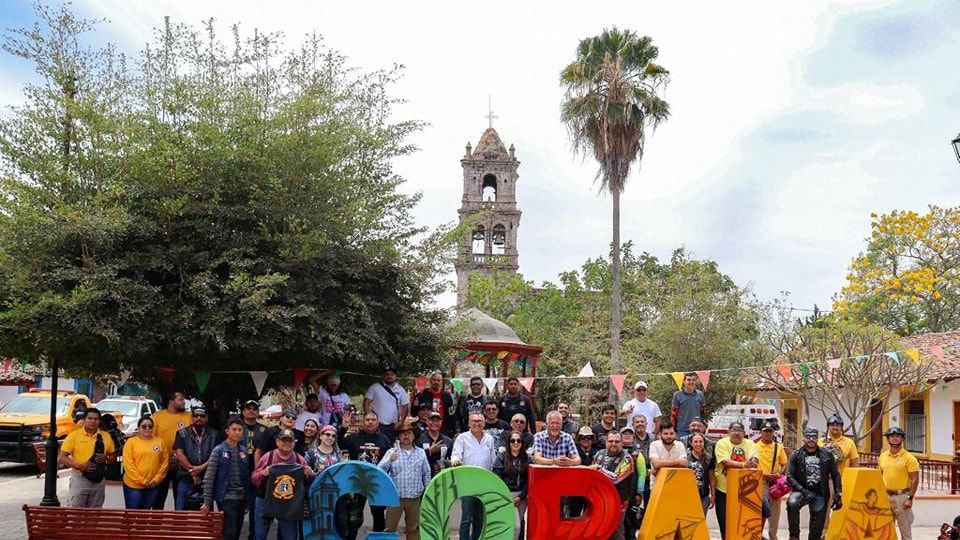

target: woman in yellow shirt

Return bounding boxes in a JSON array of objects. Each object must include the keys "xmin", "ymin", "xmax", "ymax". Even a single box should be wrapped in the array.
[{"xmin": 123, "ymin": 417, "xmax": 169, "ymax": 509}]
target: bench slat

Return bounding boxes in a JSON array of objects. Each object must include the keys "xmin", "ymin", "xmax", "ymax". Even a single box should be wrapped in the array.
[{"xmin": 23, "ymin": 505, "xmax": 223, "ymax": 540}]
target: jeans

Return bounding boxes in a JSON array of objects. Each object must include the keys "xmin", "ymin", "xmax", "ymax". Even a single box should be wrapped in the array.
[
  {"xmin": 459, "ymin": 496, "xmax": 485, "ymax": 540},
  {"xmin": 699, "ymin": 495, "xmax": 710, "ymax": 517},
  {"xmin": 246, "ymin": 482, "xmax": 259, "ymax": 540},
  {"xmin": 175, "ymin": 476, "xmax": 201, "ymax": 510},
  {"xmin": 254, "ymin": 496, "xmax": 299, "ymax": 540},
  {"xmin": 152, "ymin": 468, "xmax": 181, "ymax": 509},
  {"xmin": 122, "ymin": 484, "xmax": 158, "ymax": 509},
  {"xmin": 219, "ymin": 498, "xmax": 247, "ymax": 540},
  {"xmin": 787, "ymin": 490, "xmax": 827, "ymax": 540}
]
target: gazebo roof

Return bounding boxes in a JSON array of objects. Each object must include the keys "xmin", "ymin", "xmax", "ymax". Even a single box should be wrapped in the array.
[{"xmin": 455, "ymin": 308, "xmax": 526, "ymax": 345}]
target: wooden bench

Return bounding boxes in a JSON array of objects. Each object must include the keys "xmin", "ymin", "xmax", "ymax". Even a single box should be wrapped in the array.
[
  {"xmin": 22, "ymin": 505, "xmax": 224, "ymax": 540},
  {"xmin": 31, "ymin": 441, "xmax": 68, "ymax": 478}
]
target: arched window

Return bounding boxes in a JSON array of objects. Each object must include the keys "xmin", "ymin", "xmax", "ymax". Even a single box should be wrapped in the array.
[
  {"xmin": 492, "ymin": 224, "xmax": 506, "ymax": 255},
  {"xmin": 472, "ymin": 226, "xmax": 485, "ymax": 254},
  {"xmin": 481, "ymin": 174, "xmax": 497, "ymax": 202}
]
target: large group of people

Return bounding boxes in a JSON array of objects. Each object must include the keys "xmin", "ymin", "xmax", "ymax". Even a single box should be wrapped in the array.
[{"xmin": 55, "ymin": 368, "xmax": 921, "ymax": 540}]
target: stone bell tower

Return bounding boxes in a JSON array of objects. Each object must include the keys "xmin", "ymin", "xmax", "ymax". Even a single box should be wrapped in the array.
[{"xmin": 455, "ymin": 127, "xmax": 522, "ymax": 306}]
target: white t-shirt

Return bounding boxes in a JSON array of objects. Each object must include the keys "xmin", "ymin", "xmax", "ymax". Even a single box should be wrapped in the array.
[
  {"xmin": 319, "ymin": 388, "xmax": 352, "ymax": 426},
  {"xmin": 648, "ymin": 440, "xmax": 687, "ymax": 485},
  {"xmin": 364, "ymin": 381, "xmax": 410, "ymax": 425},
  {"xmin": 294, "ymin": 410, "xmax": 323, "ymax": 431},
  {"xmin": 622, "ymin": 398, "xmax": 662, "ymax": 434}
]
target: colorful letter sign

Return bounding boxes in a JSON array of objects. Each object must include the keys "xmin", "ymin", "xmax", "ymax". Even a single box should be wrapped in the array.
[
  {"xmin": 639, "ymin": 468, "xmax": 709, "ymax": 540},
  {"xmin": 724, "ymin": 469, "xmax": 763, "ymax": 540},
  {"xmin": 420, "ymin": 465, "xmax": 515, "ymax": 540},
  {"xmin": 526, "ymin": 465, "xmax": 622, "ymax": 540},
  {"xmin": 826, "ymin": 467, "xmax": 896, "ymax": 539},
  {"xmin": 304, "ymin": 461, "xmax": 400, "ymax": 540}
]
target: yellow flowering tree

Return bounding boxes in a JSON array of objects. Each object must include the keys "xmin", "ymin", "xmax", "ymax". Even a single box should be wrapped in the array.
[{"xmin": 834, "ymin": 206, "xmax": 960, "ymax": 335}]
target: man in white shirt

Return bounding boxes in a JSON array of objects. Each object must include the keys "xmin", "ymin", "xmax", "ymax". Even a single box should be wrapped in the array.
[
  {"xmin": 647, "ymin": 422, "xmax": 688, "ymax": 486},
  {"xmin": 620, "ymin": 381, "xmax": 663, "ymax": 436},
  {"xmin": 294, "ymin": 393, "xmax": 323, "ymax": 431},
  {"xmin": 363, "ymin": 365, "xmax": 410, "ymax": 440},
  {"xmin": 451, "ymin": 413, "xmax": 497, "ymax": 540}
]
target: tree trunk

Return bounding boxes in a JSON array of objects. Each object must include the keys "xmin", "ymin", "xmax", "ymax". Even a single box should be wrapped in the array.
[{"xmin": 610, "ymin": 188, "xmax": 622, "ymax": 375}]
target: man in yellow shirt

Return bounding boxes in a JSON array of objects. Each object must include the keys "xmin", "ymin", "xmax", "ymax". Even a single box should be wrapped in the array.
[
  {"xmin": 818, "ymin": 414, "xmax": 859, "ymax": 537},
  {"xmin": 58, "ymin": 408, "xmax": 117, "ymax": 507},
  {"xmin": 151, "ymin": 391, "xmax": 193, "ymax": 509},
  {"xmin": 878, "ymin": 426, "xmax": 919, "ymax": 540},
  {"xmin": 756, "ymin": 421, "xmax": 788, "ymax": 540},
  {"xmin": 714, "ymin": 422, "xmax": 761, "ymax": 540}
]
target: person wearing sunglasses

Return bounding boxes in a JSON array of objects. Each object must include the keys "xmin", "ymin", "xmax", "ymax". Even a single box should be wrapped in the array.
[
  {"xmin": 498, "ymin": 414, "xmax": 533, "ymax": 454},
  {"xmin": 122, "ymin": 416, "xmax": 168, "ymax": 509},
  {"xmin": 456, "ymin": 376, "xmax": 488, "ymax": 431},
  {"xmin": 494, "ymin": 430, "xmax": 531, "ymax": 539},
  {"xmin": 174, "ymin": 406, "xmax": 218, "ymax": 510},
  {"xmin": 254, "ymin": 408, "xmax": 305, "ymax": 463},
  {"xmin": 305, "ymin": 424, "xmax": 341, "ymax": 475}
]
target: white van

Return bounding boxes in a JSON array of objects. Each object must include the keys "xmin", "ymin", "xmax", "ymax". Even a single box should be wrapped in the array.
[{"xmin": 706, "ymin": 404, "xmax": 783, "ymax": 442}]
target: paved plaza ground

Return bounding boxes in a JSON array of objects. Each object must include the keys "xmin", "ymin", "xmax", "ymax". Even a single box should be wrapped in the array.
[{"xmin": 0, "ymin": 464, "xmax": 949, "ymax": 539}]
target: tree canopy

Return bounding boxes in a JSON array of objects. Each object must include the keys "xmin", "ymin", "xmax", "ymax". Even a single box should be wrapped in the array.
[{"xmin": 0, "ymin": 5, "xmax": 447, "ymax": 380}]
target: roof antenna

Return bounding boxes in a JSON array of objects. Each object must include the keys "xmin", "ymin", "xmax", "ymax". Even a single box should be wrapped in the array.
[{"xmin": 486, "ymin": 94, "xmax": 498, "ymax": 129}]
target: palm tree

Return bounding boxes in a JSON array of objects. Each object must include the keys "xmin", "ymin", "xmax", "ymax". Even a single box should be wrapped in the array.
[{"xmin": 560, "ymin": 28, "xmax": 670, "ymax": 373}]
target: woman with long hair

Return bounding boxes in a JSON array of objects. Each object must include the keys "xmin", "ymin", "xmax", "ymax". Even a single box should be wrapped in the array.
[
  {"xmin": 122, "ymin": 416, "xmax": 169, "ymax": 509},
  {"xmin": 302, "ymin": 418, "xmax": 321, "ymax": 454},
  {"xmin": 306, "ymin": 424, "xmax": 341, "ymax": 475},
  {"xmin": 687, "ymin": 432, "xmax": 715, "ymax": 516},
  {"xmin": 493, "ymin": 429, "xmax": 531, "ymax": 539}
]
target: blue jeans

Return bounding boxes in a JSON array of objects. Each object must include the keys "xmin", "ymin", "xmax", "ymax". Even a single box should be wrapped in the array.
[
  {"xmin": 459, "ymin": 496, "xmax": 484, "ymax": 540},
  {"xmin": 123, "ymin": 484, "xmax": 158, "ymax": 509},
  {"xmin": 246, "ymin": 482, "xmax": 259, "ymax": 540},
  {"xmin": 175, "ymin": 476, "xmax": 200, "ymax": 511},
  {"xmin": 219, "ymin": 498, "xmax": 246, "ymax": 540},
  {"xmin": 254, "ymin": 496, "xmax": 299, "ymax": 540}
]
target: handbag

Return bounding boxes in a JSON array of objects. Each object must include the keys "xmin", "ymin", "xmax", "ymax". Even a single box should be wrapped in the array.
[
  {"xmin": 82, "ymin": 434, "xmax": 107, "ymax": 483},
  {"xmin": 767, "ymin": 442, "xmax": 792, "ymax": 500}
]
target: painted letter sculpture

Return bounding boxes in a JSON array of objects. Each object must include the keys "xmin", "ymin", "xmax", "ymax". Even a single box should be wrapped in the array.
[
  {"xmin": 419, "ymin": 465, "xmax": 515, "ymax": 540},
  {"xmin": 725, "ymin": 468, "xmax": 763, "ymax": 540},
  {"xmin": 304, "ymin": 461, "xmax": 400, "ymax": 540},
  {"xmin": 638, "ymin": 467, "xmax": 709, "ymax": 540},
  {"xmin": 826, "ymin": 468, "xmax": 896, "ymax": 540},
  {"xmin": 526, "ymin": 465, "xmax": 622, "ymax": 540}
]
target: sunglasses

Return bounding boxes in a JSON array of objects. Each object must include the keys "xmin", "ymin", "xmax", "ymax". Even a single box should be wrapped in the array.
[
  {"xmin": 320, "ymin": 432, "xmax": 336, "ymax": 437},
  {"xmin": 283, "ymin": 414, "xmax": 296, "ymax": 419},
  {"xmin": 140, "ymin": 424, "xmax": 154, "ymax": 429},
  {"xmin": 512, "ymin": 419, "xmax": 525, "ymax": 423},
  {"xmin": 509, "ymin": 438, "xmax": 522, "ymax": 443},
  {"xmin": 193, "ymin": 414, "xmax": 207, "ymax": 418}
]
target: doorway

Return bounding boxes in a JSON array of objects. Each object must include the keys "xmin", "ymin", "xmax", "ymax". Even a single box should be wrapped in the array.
[{"xmin": 869, "ymin": 399, "xmax": 884, "ymax": 453}]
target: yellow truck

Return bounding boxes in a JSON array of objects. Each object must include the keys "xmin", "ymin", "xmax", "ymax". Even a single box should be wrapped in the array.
[{"xmin": 0, "ymin": 389, "xmax": 95, "ymax": 464}]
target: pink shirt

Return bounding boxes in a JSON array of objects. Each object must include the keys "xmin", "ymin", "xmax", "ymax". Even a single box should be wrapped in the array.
[{"xmin": 251, "ymin": 449, "xmax": 307, "ymax": 487}]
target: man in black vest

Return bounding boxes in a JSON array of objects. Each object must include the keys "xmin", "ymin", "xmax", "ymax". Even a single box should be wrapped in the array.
[{"xmin": 173, "ymin": 406, "xmax": 219, "ymax": 510}]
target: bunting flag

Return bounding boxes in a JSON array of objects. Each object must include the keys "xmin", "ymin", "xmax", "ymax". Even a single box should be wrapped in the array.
[
  {"xmin": 827, "ymin": 358, "xmax": 842, "ymax": 370},
  {"xmin": 577, "ymin": 362, "xmax": 594, "ymax": 378},
  {"xmin": 518, "ymin": 377, "xmax": 535, "ymax": 392},
  {"xmin": 156, "ymin": 367, "xmax": 175, "ymax": 384},
  {"xmin": 415, "ymin": 377, "xmax": 429, "ymax": 393},
  {"xmin": 695, "ymin": 370, "xmax": 711, "ymax": 390},
  {"xmin": 776, "ymin": 364, "xmax": 793, "ymax": 382},
  {"xmin": 250, "ymin": 371, "xmax": 268, "ymax": 395},
  {"xmin": 930, "ymin": 345, "xmax": 945, "ymax": 361},
  {"xmin": 195, "ymin": 371, "xmax": 212, "ymax": 393},
  {"xmin": 456, "ymin": 350, "xmax": 470, "ymax": 361},
  {"xmin": 670, "ymin": 372, "xmax": 685, "ymax": 390},
  {"xmin": 799, "ymin": 363, "xmax": 810, "ymax": 383},
  {"xmin": 497, "ymin": 351, "xmax": 509, "ymax": 360},
  {"xmin": 451, "ymin": 379, "xmax": 464, "ymax": 393},
  {"xmin": 293, "ymin": 368, "xmax": 309, "ymax": 387},
  {"xmin": 884, "ymin": 352, "xmax": 900, "ymax": 364},
  {"xmin": 610, "ymin": 375, "xmax": 627, "ymax": 397},
  {"xmin": 855, "ymin": 355, "xmax": 868, "ymax": 363},
  {"xmin": 483, "ymin": 377, "xmax": 499, "ymax": 393},
  {"xmin": 905, "ymin": 348, "xmax": 921, "ymax": 365}
]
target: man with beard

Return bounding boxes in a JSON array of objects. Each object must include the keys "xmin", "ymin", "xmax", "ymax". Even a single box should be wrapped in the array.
[
  {"xmin": 174, "ymin": 406, "xmax": 218, "ymax": 510},
  {"xmin": 558, "ymin": 402, "xmax": 580, "ymax": 435},
  {"xmin": 786, "ymin": 428, "xmax": 842, "ymax": 540},
  {"xmin": 648, "ymin": 422, "xmax": 688, "ymax": 487},
  {"xmin": 151, "ymin": 392, "xmax": 193, "ymax": 509},
  {"xmin": 714, "ymin": 422, "xmax": 760, "ymax": 539},
  {"xmin": 497, "ymin": 377, "xmax": 536, "ymax": 431},
  {"xmin": 341, "ymin": 411, "xmax": 393, "ymax": 534},
  {"xmin": 591, "ymin": 431, "xmax": 635, "ymax": 540},
  {"xmin": 878, "ymin": 426, "xmax": 919, "ymax": 540},
  {"xmin": 414, "ymin": 372, "xmax": 457, "ymax": 436}
]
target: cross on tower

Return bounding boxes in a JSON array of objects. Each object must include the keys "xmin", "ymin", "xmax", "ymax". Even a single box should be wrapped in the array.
[{"xmin": 486, "ymin": 95, "xmax": 498, "ymax": 128}]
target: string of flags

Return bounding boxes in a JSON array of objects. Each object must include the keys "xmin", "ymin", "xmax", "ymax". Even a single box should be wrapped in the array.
[{"xmin": 139, "ymin": 341, "xmax": 957, "ymax": 396}]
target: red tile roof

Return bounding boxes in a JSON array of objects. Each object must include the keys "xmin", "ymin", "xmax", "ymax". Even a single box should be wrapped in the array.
[{"xmin": 900, "ymin": 329, "xmax": 960, "ymax": 380}]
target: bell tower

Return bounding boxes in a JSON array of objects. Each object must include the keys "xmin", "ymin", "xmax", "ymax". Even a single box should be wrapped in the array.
[{"xmin": 455, "ymin": 127, "xmax": 522, "ymax": 306}]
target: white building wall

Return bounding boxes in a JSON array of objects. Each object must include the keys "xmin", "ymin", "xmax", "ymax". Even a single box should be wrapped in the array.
[{"xmin": 927, "ymin": 378, "xmax": 960, "ymax": 456}]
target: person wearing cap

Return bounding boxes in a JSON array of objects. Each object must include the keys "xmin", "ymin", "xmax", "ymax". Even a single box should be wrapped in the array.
[
  {"xmin": 173, "ymin": 406, "xmax": 218, "ymax": 510},
  {"xmin": 592, "ymin": 404, "xmax": 620, "ymax": 450},
  {"xmin": 416, "ymin": 410, "xmax": 453, "ymax": 477},
  {"xmin": 557, "ymin": 402, "xmax": 580, "ymax": 435},
  {"xmin": 294, "ymin": 392, "xmax": 323, "ymax": 431},
  {"xmin": 756, "ymin": 421, "xmax": 787, "ymax": 540},
  {"xmin": 878, "ymin": 426, "xmax": 919, "ymax": 540},
  {"xmin": 671, "ymin": 372, "xmax": 707, "ymax": 438},
  {"xmin": 254, "ymin": 408, "xmax": 305, "ymax": 463},
  {"xmin": 785, "ymin": 427, "xmax": 842, "ymax": 540},
  {"xmin": 818, "ymin": 414, "xmax": 858, "ymax": 537},
  {"xmin": 648, "ymin": 421, "xmax": 689, "ymax": 486},
  {"xmin": 364, "ymin": 364, "xmax": 410, "ymax": 440},
  {"xmin": 239, "ymin": 400, "xmax": 267, "ymax": 540},
  {"xmin": 619, "ymin": 426, "xmax": 637, "ymax": 454},
  {"xmin": 151, "ymin": 391, "xmax": 193, "ymax": 509},
  {"xmin": 251, "ymin": 428, "xmax": 314, "ymax": 540},
  {"xmin": 379, "ymin": 420, "xmax": 431, "ymax": 540},
  {"xmin": 498, "ymin": 377, "xmax": 537, "ymax": 433},
  {"xmin": 575, "ymin": 425, "xmax": 597, "ymax": 465},
  {"xmin": 620, "ymin": 381, "xmax": 663, "ymax": 437},
  {"xmin": 591, "ymin": 430, "xmax": 635, "ymax": 540},
  {"xmin": 308, "ymin": 370, "xmax": 352, "ymax": 429},
  {"xmin": 414, "ymin": 372, "xmax": 457, "ymax": 436},
  {"xmin": 619, "ymin": 425, "xmax": 646, "ymax": 540},
  {"xmin": 714, "ymin": 421, "xmax": 760, "ymax": 539}
]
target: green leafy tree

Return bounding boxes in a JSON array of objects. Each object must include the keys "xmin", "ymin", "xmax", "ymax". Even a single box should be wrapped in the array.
[
  {"xmin": 560, "ymin": 28, "xmax": 670, "ymax": 373},
  {"xmin": 833, "ymin": 205, "xmax": 960, "ymax": 335},
  {"xmin": 0, "ymin": 6, "xmax": 448, "ymax": 384}
]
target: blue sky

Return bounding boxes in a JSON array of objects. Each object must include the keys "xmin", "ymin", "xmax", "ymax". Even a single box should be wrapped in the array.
[{"xmin": 1, "ymin": 0, "xmax": 958, "ymax": 312}]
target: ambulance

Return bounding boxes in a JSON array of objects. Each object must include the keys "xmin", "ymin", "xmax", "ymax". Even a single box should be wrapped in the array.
[{"xmin": 706, "ymin": 404, "xmax": 783, "ymax": 442}]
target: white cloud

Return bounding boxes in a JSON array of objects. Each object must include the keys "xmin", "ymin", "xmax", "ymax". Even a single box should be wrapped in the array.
[{"xmin": 810, "ymin": 83, "xmax": 924, "ymax": 124}]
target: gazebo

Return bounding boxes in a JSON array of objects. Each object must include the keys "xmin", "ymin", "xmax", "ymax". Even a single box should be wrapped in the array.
[{"xmin": 449, "ymin": 308, "xmax": 543, "ymax": 379}]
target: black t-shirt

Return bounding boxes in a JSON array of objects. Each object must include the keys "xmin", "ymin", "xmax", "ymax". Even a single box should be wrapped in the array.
[
  {"xmin": 415, "ymin": 431, "xmax": 453, "ymax": 476},
  {"xmin": 497, "ymin": 394, "xmax": 536, "ymax": 429},
  {"xmin": 483, "ymin": 419, "xmax": 510, "ymax": 444},
  {"xmin": 344, "ymin": 430, "xmax": 393, "ymax": 464},
  {"xmin": 591, "ymin": 422, "xmax": 618, "ymax": 450},
  {"xmin": 261, "ymin": 462, "xmax": 306, "ymax": 520}
]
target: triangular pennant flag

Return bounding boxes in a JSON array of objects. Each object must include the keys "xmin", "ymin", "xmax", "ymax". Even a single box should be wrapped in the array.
[
  {"xmin": 451, "ymin": 379, "xmax": 463, "ymax": 393},
  {"xmin": 884, "ymin": 352, "xmax": 900, "ymax": 364},
  {"xmin": 195, "ymin": 371, "xmax": 212, "ymax": 393},
  {"xmin": 906, "ymin": 348, "xmax": 920, "ymax": 366},
  {"xmin": 670, "ymin": 372, "xmax": 685, "ymax": 390},
  {"xmin": 827, "ymin": 358, "xmax": 842, "ymax": 370},
  {"xmin": 250, "ymin": 371, "xmax": 268, "ymax": 395},
  {"xmin": 696, "ymin": 370, "xmax": 711, "ymax": 390},
  {"xmin": 776, "ymin": 364, "xmax": 793, "ymax": 382},
  {"xmin": 611, "ymin": 375, "xmax": 627, "ymax": 396},
  {"xmin": 293, "ymin": 368, "xmax": 309, "ymax": 387},
  {"xmin": 930, "ymin": 345, "xmax": 945, "ymax": 361},
  {"xmin": 799, "ymin": 363, "xmax": 810, "ymax": 383},
  {"xmin": 577, "ymin": 362, "xmax": 594, "ymax": 378},
  {"xmin": 497, "ymin": 351, "xmax": 509, "ymax": 360},
  {"xmin": 518, "ymin": 378, "xmax": 535, "ymax": 392},
  {"xmin": 456, "ymin": 350, "xmax": 470, "ymax": 361},
  {"xmin": 483, "ymin": 378, "xmax": 499, "ymax": 393},
  {"xmin": 855, "ymin": 355, "xmax": 868, "ymax": 363},
  {"xmin": 156, "ymin": 367, "xmax": 175, "ymax": 383},
  {"xmin": 415, "ymin": 377, "xmax": 429, "ymax": 393}
]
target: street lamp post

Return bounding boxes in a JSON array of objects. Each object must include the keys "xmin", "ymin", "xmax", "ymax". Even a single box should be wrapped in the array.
[{"xmin": 952, "ymin": 132, "xmax": 960, "ymax": 163}]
